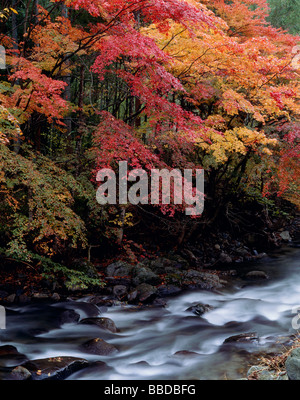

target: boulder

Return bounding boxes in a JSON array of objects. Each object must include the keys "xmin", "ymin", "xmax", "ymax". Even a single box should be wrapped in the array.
[
  {"xmin": 131, "ymin": 265, "xmax": 160, "ymax": 286},
  {"xmin": 285, "ymin": 348, "xmax": 300, "ymax": 380},
  {"xmin": 157, "ymin": 284, "xmax": 182, "ymax": 297},
  {"xmin": 59, "ymin": 309, "xmax": 80, "ymax": 325},
  {"xmin": 219, "ymin": 252, "xmax": 233, "ymax": 264},
  {"xmin": 80, "ymin": 338, "xmax": 118, "ymax": 356},
  {"xmin": 106, "ymin": 261, "xmax": 133, "ymax": 277},
  {"xmin": 186, "ymin": 303, "xmax": 214, "ymax": 316},
  {"xmin": 182, "ymin": 270, "xmax": 222, "ymax": 290},
  {"xmin": 113, "ymin": 285, "xmax": 128, "ymax": 299},
  {"xmin": 135, "ymin": 283, "xmax": 158, "ymax": 302},
  {"xmin": 23, "ymin": 356, "xmax": 88, "ymax": 380},
  {"xmin": 246, "ymin": 271, "xmax": 268, "ymax": 280},
  {"xmin": 79, "ymin": 317, "xmax": 118, "ymax": 333},
  {"xmin": 0, "ymin": 345, "xmax": 28, "ymax": 368},
  {"xmin": 9, "ymin": 366, "xmax": 32, "ymax": 380},
  {"xmin": 224, "ymin": 332, "xmax": 258, "ymax": 344}
]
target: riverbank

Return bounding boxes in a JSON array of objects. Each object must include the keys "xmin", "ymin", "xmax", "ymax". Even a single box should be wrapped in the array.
[{"xmin": 1, "ymin": 214, "xmax": 299, "ymax": 307}]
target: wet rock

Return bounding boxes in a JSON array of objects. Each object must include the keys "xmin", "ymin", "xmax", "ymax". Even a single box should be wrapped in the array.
[
  {"xmin": 173, "ymin": 350, "xmax": 201, "ymax": 358},
  {"xmin": 285, "ymin": 348, "xmax": 300, "ymax": 380},
  {"xmin": 113, "ymin": 285, "xmax": 128, "ymax": 299},
  {"xmin": 182, "ymin": 270, "xmax": 222, "ymax": 290},
  {"xmin": 0, "ymin": 345, "xmax": 20, "ymax": 356},
  {"xmin": 79, "ymin": 317, "xmax": 118, "ymax": 333},
  {"xmin": 255, "ymin": 252, "xmax": 268, "ymax": 259},
  {"xmin": 128, "ymin": 289, "xmax": 138, "ymax": 302},
  {"xmin": 55, "ymin": 301, "xmax": 100, "ymax": 319},
  {"xmin": 106, "ymin": 261, "xmax": 133, "ymax": 278},
  {"xmin": 135, "ymin": 283, "xmax": 157, "ymax": 302},
  {"xmin": 235, "ymin": 248, "xmax": 250, "ymax": 257},
  {"xmin": 132, "ymin": 265, "xmax": 160, "ymax": 286},
  {"xmin": 246, "ymin": 271, "xmax": 268, "ymax": 280},
  {"xmin": 152, "ymin": 298, "xmax": 167, "ymax": 307},
  {"xmin": 0, "ymin": 345, "xmax": 28, "ymax": 368},
  {"xmin": 247, "ymin": 365, "xmax": 280, "ymax": 380},
  {"xmin": 157, "ymin": 284, "xmax": 182, "ymax": 297},
  {"xmin": 80, "ymin": 338, "xmax": 118, "ymax": 356},
  {"xmin": 32, "ymin": 293, "xmax": 51, "ymax": 300},
  {"xmin": 6, "ymin": 294, "xmax": 16, "ymax": 303},
  {"xmin": 9, "ymin": 366, "xmax": 32, "ymax": 380},
  {"xmin": 51, "ymin": 293, "xmax": 61, "ymax": 301},
  {"xmin": 186, "ymin": 303, "xmax": 214, "ymax": 316},
  {"xmin": 59, "ymin": 309, "xmax": 80, "ymax": 325},
  {"xmin": 219, "ymin": 252, "xmax": 233, "ymax": 264},
  {"xmin": 224, "ymin": 332, "xmax": 259, "ymax": 344},
  {"xmin": 23, "ymin": 356, "xmax": 88, "ymax": 380}
]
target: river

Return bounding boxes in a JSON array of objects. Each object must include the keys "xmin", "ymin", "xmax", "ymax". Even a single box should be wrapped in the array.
[{"xmin": 1, "ymin": 245, "xmax": 300, "ymax": 380}]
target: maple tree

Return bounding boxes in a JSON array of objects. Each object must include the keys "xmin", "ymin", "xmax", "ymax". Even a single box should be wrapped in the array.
[{"xmin": 0, "ymin": 0, "xmax": 299, "ymax": 282}]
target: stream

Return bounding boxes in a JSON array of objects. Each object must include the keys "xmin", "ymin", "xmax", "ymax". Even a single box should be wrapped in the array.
[{"xmin": 1, "ymin": 246, "xmax": 300, "ymax": 380}]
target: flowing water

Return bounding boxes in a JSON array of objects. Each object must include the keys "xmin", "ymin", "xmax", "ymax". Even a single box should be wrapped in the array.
[{"xmin": 1, "ymin": 246, "xmax": 300, "ymax": 380}]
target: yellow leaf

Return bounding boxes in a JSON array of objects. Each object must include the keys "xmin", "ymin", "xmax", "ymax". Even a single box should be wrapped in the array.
[{"xmin": 10, "ymin": 8, "xmax": 18, "ymax": 14}]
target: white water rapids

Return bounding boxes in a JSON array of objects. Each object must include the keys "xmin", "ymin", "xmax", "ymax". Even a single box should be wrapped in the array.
[{"xmin": 1, "ymin": 246, "xmax": 300, "ymax": 380}]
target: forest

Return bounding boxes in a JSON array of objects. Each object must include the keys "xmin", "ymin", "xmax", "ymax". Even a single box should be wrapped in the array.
[{"xmin": 0, "ymin": 0, "xmax": 299, "ymax": 382}]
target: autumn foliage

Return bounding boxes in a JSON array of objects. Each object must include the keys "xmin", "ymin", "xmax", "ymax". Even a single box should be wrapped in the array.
[{"xmin": 0, "ymin": 0, "xmax": 299, "ymax": 276}]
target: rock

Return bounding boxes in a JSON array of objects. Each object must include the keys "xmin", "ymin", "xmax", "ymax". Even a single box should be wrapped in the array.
[
  {"xmin": 157, "ymin": 284, "xmax": 182, "ymax": 297},
  {"xmin": 256, "ymin": 252, "xmax": 268, "ymax": 259},
  {"xmin": 186, "ymin": 303, "xmax": 214, "ymax": 316},
  {"xmin": 279, "ymin": 231, "xmax": 292, "ymax": 242},
  {"xmin": 32, "ymin": 293, "xmax": 50, "ymax": 300},
  {"xmin": 9, "ymin": 366, "xmax": 32, "ymax": 380},
  {"xmin": 112, "ymin": 285, "xmax": 128, "ymax": 299},
  {"xmin": 257, "ymin": 370, "xmax": 276, "ymax": 380},
  {"xmin": 51, "ymin": 293, "xmax": 61, "ymax": 301},
  {"xmin": 79, "ymin": 317, "xmax": 118, "ymax": 333},
  {"xmin": 224, "ymin": 332, "xmax": 258, "ymax": 344},
  {"xmin": 236, "ymin": 247, "xmax": 250, "ymax": 257},
  {"xmin": 219, "ymin": 252, "xmax": 233, "ymax": 264},
  {"xmin": 106, "ymin": 261, "xmax": 133, "ymax": 278},
  {"xmin": 6, "ymin": 294, "xmax": 16, "ymax": 303},
  {"xmin": 23, "ymin": 356, "xmax": 88, "ymax": 380},
  {"xmin": 285, "ymin": 348, "xmax": 300, "ymax": 380},
  {"xmin": 132, "ymin": 265, "xmax": 160, "ymax": 286},
  {"xmin": 128, "ymin": 289, "xmax": 138, "ymax": 302},
  {"xmin": 0, "ymin": 345, "xmax": 28, "ymax": 368},
  {"xmin": 59, "ymin": 309, "xmax": 80, "ymax": 325},
  {"xmin": 135, "ymin": 283, "xmax": 157, "ymax": 302},
  {"xmin": 0, "ymin": 353, "xmax": 28, "ymax": 368},
  {"xmin": 246, "ymin": 271, "xmax": 268, "ymax": 280},
  {"xmin": 80, "ymin": 338, "xmax": 118, "ymax": 356},
  {"xmin": 173, "ymin": 350, "xmax": 201, "ymax": 358},
  {"xmin": 0, "ymin": 345, "xmax": 20, "ymax": 356},
  {"xmin": 152, "ymin": 298, "xmax": 167, "ymax": 307},
  {"xmin": 182, "ymin": 270, "xmax": 222, "ymax": 290}
]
